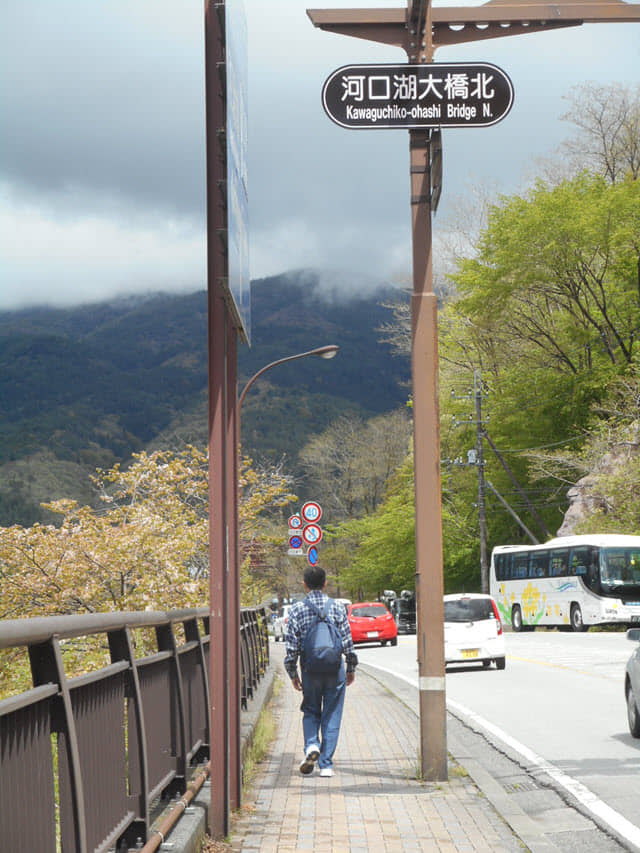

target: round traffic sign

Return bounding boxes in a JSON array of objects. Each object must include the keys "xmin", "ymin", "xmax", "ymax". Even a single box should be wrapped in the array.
[
  {"xmin": 307, "ymin": 545, "xmax": 319, "ymax": 566},
  {"xmin": 289, "ymin": 535, "xmax": 303, "ymax": 549},
  {"xmin": 302, "ymin": 523, "xmax": 323, "ymax": 545},
  {"xmin": 288, "ymin": 515, "xmax": 303, "ymax": 529},
  {"xmin": 301, "ymin": 501, "xmax": 322, "ymax": 523}
]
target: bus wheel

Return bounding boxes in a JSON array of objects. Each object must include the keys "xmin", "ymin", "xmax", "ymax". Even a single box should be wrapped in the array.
[
  {"xmin": 570, "ymin": 604, "xmax": 587, "ymax": 632},
  {"xmin": 512, "ymin": 605, "xmax": 523, "ymax": 632}
]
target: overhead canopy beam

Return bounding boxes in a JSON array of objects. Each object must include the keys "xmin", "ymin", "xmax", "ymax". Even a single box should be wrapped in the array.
[{"xmin": 308, "ymin": 2, "xmax": 640, "ymax": 52}]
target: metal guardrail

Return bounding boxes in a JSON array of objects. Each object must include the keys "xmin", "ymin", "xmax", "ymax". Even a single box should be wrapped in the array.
[{"xmin": 0, "ymin": 606, "xmax": 270, "ymax": 852}]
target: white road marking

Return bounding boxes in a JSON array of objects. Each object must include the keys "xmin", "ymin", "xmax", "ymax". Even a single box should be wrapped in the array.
[{"xmin": 362, "ymin": 660, "xmax": 640, "ymax": 852}]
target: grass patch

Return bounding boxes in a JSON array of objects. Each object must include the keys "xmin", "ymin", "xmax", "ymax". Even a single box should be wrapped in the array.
[
  {"xmin": 241, "ymin": 675, "xmax": 281, "ymax": 792},
  {"xmin": 200, "ymin": 675, "xmax": 282, "ymax": 852},
  {"xmin": 409, "ymin": 751, "xmax": 469, "ymax": 783}
]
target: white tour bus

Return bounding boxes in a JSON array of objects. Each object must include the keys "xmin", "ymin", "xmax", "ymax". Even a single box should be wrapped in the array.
[{"xmin": 490, "ymin": 534, "xmax": 640, "ymax": 632}]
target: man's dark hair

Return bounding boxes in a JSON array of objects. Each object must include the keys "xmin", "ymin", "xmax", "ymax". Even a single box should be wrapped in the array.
[{"xmin": 304, "ymin": 566, "xmax": 326, "ymax": 590}]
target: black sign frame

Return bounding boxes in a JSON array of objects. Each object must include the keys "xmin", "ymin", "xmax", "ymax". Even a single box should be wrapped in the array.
[{"xmin": 322, "ymin": 62, "xmax": 514, "ymax": 130}]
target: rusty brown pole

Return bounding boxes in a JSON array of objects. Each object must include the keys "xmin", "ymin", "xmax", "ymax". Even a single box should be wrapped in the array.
[
  {"xmin": 406, "ymin": 0, "xmax": 448, "ymax": 782},
  {"xmin": 205, "ymin": 0, "xmax": 230, "ymax": 838},
  {"xmin": 207, "ymin": 291, "xmax": 229, "ymax": 837},
  {"xmin": 409, "ymin": 134, "xmax": 448, "ymax": 781},
  {"xmin": 226, "ymin": 314, "xmax": 241, "ymax": 811}
]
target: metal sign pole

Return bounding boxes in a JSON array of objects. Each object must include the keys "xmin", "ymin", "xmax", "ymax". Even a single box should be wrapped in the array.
[
  {"xmin": 205, "ymin": 0, "xmax": 230, "ymax": 837},
  {"xmin": 409, "ymin": 124, "xmax": 448, "ymax": 780},
  {"xmin": 308, "ymin": 0, "xmax": 639, "ymax": 784}
]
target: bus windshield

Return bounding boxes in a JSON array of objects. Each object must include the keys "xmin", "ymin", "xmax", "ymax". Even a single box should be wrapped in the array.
[{"xmin": 600, "ymin": 547, "xmax": 640, "ymax": 598}]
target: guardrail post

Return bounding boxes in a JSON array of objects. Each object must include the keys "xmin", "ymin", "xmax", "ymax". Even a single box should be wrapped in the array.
[
  {"xmin": 108, "ymin": 627, "xmax": 150, "ymax": 843},
  {"xmin": 184, "ymin": 616, "xmax": 211, "ymax": 760},
  {"xmin": 156, "ymin": 622, "xmax": 188, "ymax": 793},
  {"xmin": 29, "ymin": 637, "xmax": 88, "ymax": 853}
]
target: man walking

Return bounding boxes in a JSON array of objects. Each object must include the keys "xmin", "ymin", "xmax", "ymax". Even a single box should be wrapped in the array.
[{"xmin": 284, "ymin": 566, "xmax": 357, "ymax": 777}]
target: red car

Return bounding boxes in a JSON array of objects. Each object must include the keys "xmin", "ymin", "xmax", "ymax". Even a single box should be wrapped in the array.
[{"xmin": 347, "ymin": 602, "xmax": 398, "ymax": 646}]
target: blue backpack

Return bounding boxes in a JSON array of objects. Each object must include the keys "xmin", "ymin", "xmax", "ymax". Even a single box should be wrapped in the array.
[{"xmin": 301, "ymin": 599, "xmax": 344, "ymax": 674}]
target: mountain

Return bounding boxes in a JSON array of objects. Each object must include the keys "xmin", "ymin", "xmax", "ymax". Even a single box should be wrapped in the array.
[{"xmin": 0, "ymin": 271, "xmax": 410, "ymax": 525}]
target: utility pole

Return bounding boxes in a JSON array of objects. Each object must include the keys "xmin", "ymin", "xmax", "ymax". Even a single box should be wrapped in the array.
[
  {"xmin": 451, "ymin": 370, "xmax": 489, "ymax": 592},
  {"xmin": 474, "ymin": 371, "xmax": 489, "ymax": 593}
]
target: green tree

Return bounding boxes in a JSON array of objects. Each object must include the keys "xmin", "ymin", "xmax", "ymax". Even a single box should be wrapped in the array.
[
  {"xmin": 328, "ymin": 455, "xmax": 416, "ymax": 599},
  {"xmin": 299, "ymin": 409, "xmax": 411, "ymax": 521}
]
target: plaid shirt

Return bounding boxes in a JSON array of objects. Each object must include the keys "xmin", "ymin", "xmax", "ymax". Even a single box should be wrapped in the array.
[{"xmin": 284, "ymin": 590, "xmax": 357, "ymax": 679}]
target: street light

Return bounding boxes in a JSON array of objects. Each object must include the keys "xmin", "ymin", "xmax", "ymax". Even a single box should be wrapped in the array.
[
  {"xmin": 225, "ymin": 342, "xmax": 339, "ymax": 812},
  {"xmin": 238, "ymin": 344, "xmax": 339, "ymax": 412}
]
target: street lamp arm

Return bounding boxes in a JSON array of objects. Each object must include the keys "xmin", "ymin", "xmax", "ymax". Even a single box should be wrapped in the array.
[{"xmin": 238, "ymin": 345, "xmax": 339, "ymax": 412}]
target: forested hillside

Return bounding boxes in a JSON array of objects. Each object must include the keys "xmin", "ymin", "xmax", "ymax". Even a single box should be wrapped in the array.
[{"xmin": 0, "ymin": 272, "xmax": 409, "ymax": 526}]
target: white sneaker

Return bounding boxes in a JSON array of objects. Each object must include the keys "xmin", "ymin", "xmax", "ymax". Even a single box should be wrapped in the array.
[
  {"xmin": 299, "ymin": 745, "xmax": 320, "ymax": 775},
  {"xmin": 319, "ymin": 767, "xmax": 334, "ymax": 777}
]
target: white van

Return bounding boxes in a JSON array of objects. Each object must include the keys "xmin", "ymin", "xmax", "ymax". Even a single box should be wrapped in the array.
[{"xmin": 443, "ymin": 593, "xmax": 506, "ymax": 670}]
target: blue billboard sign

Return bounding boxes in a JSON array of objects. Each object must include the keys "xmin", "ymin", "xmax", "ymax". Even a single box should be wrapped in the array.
[{"xmin": 226, "ymin": 0, "xmax": 251, "ymax": 342}]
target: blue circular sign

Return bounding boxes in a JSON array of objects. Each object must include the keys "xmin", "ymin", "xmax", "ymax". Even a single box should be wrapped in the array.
[
  {"xmin": 289, "ymin": 535, "xmax": 303, "ymax": 549},
  {"xmin": 307, "ymin": 546, "xmax": 319, "ymax": 566}
]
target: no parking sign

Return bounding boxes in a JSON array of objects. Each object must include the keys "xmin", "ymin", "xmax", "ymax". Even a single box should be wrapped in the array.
[{"xmin": 302, "ymin": 523, "xmax": 323, "ymax": 545}]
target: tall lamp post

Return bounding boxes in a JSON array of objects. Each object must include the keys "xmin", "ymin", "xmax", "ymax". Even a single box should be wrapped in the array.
[
  {"xmin": 238, "ymin": 344, "xmax": 340, "ymax": 413},
  {"xmin": 226, "ymin": 342, "xmax": 339, "ymax": 811}
]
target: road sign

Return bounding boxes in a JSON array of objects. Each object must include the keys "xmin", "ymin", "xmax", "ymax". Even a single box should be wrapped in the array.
[
  {"xmin": 307, "ymin": 545, "xmax": 319, "ymax": 566},
  {"xmin": 302, "ymin": 523, "xmax": 323, "ymax": 545},
  {"xmin": 288, "ymin": 515, "xmax": 303, "ymax": 529},
  {"xmin": 301, "ymin": 501, "xmax": 323, "ymax": 523},
  {"xmin": 288, "ymin": 548, "xmax": 304, "ymax": 556},
  {"xmin": 288, "ymin": 535, "xmax": 303, "ymax": 550},
  {"xmin": 322, "ymin": 63, "xmax": 514, "ymax": 129}
]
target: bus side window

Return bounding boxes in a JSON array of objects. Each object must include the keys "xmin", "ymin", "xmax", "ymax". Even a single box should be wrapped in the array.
[
  {"xmin": 570, "ymin": 547, "xmax": 588, "ymax": 576},
  {"xmin": 550, "ymin": 549, "xmax": 569, "ymax": 577},
  {"xmin": 530, "ymin": 551, "xmax": 548, "ymax": 578},
  {"xmin": 514, "ymin": 553, "xmax": 528, "ymax": 579}
]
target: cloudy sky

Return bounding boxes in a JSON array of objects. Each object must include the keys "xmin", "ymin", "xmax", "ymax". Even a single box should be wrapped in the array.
[{"xmin": 1, "ymin": 0, "xmax": 639, "ymax": 311}]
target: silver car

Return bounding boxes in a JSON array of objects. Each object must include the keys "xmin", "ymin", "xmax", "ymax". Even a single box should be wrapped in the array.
[
  {"xmin": 273, "ymin": 604, "xmax": 293, "ymax": 642},
  {"xmin": 625, "ymin": 627, "xmax": 640, "ymax": 738}
]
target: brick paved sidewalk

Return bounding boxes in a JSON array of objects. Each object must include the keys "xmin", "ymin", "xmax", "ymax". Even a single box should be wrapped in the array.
[{"xmin": 229, "ymin": 658, "xmax": 525, "ymax": 853}]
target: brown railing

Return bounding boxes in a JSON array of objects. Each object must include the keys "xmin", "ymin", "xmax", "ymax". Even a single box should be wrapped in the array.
[{"xmin": 0, "ymin": 606, "xmax": 270, "ymax": 852}]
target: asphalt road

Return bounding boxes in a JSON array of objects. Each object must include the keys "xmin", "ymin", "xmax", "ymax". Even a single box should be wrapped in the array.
[{"xmin": 356, "ymin": 630, "xmax": 640, "ymax": 852}]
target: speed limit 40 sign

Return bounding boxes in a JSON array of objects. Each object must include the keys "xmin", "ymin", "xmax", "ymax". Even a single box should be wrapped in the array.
[{"xmin": 301, "ymin": 501, "xmax": 322, "ymax": 523}]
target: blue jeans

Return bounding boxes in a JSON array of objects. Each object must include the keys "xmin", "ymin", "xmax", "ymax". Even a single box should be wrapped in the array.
[{"xmin": 300, "ymin": 666, "xmax": 346, "ymax": 769}]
